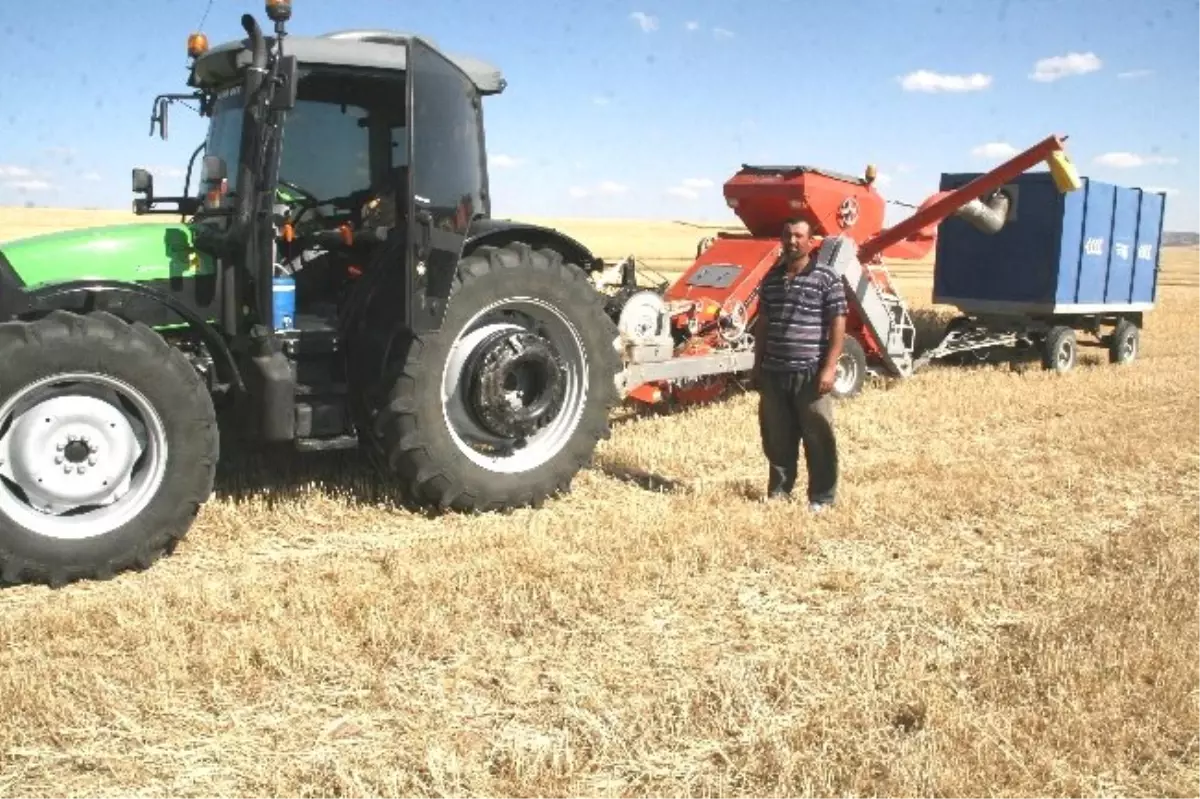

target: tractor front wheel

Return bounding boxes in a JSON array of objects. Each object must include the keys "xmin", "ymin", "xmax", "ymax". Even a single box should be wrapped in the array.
[
  {"xmin": 0, "ymin": 311, "xmax": 218, "ymax": 587},
  {"xmin": 373, "ymin": 242, "xmax": 621, "ymax": 511}
]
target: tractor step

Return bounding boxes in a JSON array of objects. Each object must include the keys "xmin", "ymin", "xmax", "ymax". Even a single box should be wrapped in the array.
[{"xmin": 294, "ymin": 434, "xmax": 359, "ymax": 452}]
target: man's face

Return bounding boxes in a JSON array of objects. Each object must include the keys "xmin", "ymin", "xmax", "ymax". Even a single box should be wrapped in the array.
[{"xmin": 783, "ymin": 221, "xmax": 811, "ymax": 257}]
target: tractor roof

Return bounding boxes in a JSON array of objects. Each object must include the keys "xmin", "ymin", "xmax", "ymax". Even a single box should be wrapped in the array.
[{"xmin": 193, "ymin": 29, "xmax": 507, "ymax": 95}]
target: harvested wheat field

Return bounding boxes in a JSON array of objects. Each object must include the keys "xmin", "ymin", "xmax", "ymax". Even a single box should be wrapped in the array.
[{"xmin": 0, "ymin": 207, "xmax": 1197, "ymax": 798}]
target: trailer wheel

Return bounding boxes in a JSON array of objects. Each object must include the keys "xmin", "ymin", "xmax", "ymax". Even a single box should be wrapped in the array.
[
  {"xmin": 0, "ymin": 311, "xmax": 217, "ymax": 587},
  {"xmin": 831, "ymin": 336, "xmax": 867, "ymax": 399},
  {"xmin": 1041, "ymin": 326, "xmax": 1077, "ymax": 373},
  {"xmin": 373, "ymin": 242, "xmax": 621, "ymax": 512},
  {"xmin": 1108, "ymin": 319, "xmax": 1139, "ymax": 365}
]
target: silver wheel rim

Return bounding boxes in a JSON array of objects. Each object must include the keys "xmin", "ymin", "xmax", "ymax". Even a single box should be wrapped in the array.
[
  {"xmin": 440, "ymin": 297, "xmax": 588, "ymax": 474},
  {"xmin": 0, "ymin": 372, "xmax": 168, "ymax": 540},
  {"xmin": 1121, "ymin": 331, "xmax": 1137, "ymax": 360},
  {"xmin": 834, "ymin": 352, "xmax": 858, "ymax": 395},
  {"xmin": 1056, "ymin": 338, "xmax": 1074, "ymax": 369}
]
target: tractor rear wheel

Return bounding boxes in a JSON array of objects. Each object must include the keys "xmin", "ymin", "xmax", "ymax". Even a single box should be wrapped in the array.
[
  {"xmin": 0, "ymin": 311, "xmax": 218, "ymax": 587},
  {"xmin": 372, "ymin": 242, "xmax": 621, "ymax": 511}
]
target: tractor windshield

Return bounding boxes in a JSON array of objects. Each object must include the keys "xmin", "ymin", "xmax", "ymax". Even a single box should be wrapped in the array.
[{"xmin": 202, "ymin": 67, "xmax": 408, "ymax": 209}]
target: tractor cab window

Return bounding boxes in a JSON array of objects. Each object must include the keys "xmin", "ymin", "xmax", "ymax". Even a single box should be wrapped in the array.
[
  {"xmin": 278, "ymin": 69, "xmax": 407, "ymax": 211},
  {"xmin": 201, "ymin": 68, "xmax": 407, "ymax": 217}
]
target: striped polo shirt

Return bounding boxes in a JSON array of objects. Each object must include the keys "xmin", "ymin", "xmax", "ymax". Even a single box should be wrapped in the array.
[{"xmin": 757, "ymin": 257, "xmax": 848, "ymax": 373}]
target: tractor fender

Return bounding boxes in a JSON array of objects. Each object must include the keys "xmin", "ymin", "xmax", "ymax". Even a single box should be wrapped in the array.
[
  {"xmin": 464, "ymin": 219, "xmax": 603, "ymax": 273},
  {"xmin": 0, "ymin": 274, "xmax": 244, "ymax": 395}
]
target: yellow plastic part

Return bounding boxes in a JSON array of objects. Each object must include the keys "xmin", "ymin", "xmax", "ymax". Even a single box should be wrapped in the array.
[{"xmin": 1046, "ymin": 149, "xmax": 1082, "ymax": 193}]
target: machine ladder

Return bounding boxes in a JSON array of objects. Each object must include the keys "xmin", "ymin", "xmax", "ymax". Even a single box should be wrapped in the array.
[{"xmin": 817, "ymin": 236, "xmax": 917, "ymax": 378}]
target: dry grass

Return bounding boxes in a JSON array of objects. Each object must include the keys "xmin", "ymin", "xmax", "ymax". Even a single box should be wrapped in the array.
[{"xmin": 1, "ymin": 207, "xmax": 1197, "ymax": 797}]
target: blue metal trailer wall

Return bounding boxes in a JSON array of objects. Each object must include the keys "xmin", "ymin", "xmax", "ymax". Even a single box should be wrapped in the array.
[{"xmin": 933, "ymin": 171, "xmax": 1166, "ymax": 315}]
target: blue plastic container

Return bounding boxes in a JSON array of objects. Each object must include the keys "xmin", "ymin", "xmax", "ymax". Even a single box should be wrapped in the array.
[
  {"xmin": 933, "ymin": 172, "xmax": 1166, "ymax": 316},
  {"xmin": 272, "ymin": 275, "xmax": 296, "ymax": 331}
]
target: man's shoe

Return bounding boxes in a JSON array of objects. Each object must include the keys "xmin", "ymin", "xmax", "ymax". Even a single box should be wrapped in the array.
[
  {"xmin": 765, "ymin": 489, "xmax": 791, "ymax": 502},
  {"xmin": 808, "ymin": 500, "xmax": 833, "ymax": 513}
]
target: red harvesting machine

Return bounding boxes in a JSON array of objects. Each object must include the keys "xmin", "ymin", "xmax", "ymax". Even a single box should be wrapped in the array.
[{"xmin": 606, "ymin": 134, "xmax": 1082, "ymax": 404}]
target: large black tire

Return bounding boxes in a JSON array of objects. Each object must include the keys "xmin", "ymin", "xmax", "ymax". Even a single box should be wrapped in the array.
[
  {"xmin": 0, "ymin": 310, "xmax": 218, "ymax": 587},
  {"xmin": 372, "ymin": 242, "xmax": 621, "ymax": 512},
  {"xmin": 831, "ymin": 335, "xmax": 867, "ymax": 399},
  {"xmin": 1041, "ymin": 325, "xmax": 1077, "ymax": 373},
  {"xmin": 1108, "ymin": 318, "xmax": 1139, "ymax": 364}
]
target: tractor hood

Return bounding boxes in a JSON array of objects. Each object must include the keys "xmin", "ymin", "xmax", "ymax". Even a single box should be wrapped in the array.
[{"xmin": 0, "ymin": 222, "xmax": 215, "ymax": 289}]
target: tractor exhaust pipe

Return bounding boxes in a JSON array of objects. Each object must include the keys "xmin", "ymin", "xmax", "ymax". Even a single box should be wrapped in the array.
[
  {"xmin": 241, "ymin": 14, "xmax": 268, "ymax": 104},
  {"xmin": 952, "ymin": 189, "xmax": 1011, "ymax": 234}
]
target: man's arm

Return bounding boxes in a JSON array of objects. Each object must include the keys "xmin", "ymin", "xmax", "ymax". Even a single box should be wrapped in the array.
[
  {"xmin": 817, "ymin": 274, "xmax": 848, "ymax": 395},
  {"xmin": 751, "ymin": 311, "xmax": 768, "ymax": 383}
]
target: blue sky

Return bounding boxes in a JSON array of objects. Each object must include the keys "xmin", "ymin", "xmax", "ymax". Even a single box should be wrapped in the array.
[{"xmin": 0, "ymin": 0, "xmax": 1196, "ymax": 231}]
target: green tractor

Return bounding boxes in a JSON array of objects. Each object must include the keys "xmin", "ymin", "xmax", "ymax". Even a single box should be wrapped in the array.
[{"xmin": 0, "ymin": 1, "xmax": 623, "ymax": 586}]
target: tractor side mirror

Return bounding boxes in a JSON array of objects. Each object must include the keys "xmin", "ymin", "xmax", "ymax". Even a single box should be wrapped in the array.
[
  {"xmin": 201, "ymin": 156, "xmax": 227, "ymax": 183},
  {"xmin": 271, "ymin": 56, "xmax": 298, "ymax": 111},
  {"xmin": 132, "ymin": 168, "xmax": 154, "ymax": 197}
]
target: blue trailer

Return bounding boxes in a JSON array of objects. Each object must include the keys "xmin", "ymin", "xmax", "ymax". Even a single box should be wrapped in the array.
[{"xmin": 914, "ymin": 171, "xmax": 1167, "ymax": 373}]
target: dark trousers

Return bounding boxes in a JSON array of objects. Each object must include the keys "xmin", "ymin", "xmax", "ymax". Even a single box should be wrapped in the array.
[{"xmin": 757, "ymin": 369, "xmax": 838, "ymax": 503}]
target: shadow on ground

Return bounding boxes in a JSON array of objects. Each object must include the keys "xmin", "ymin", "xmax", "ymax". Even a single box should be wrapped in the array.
[{"xmin": 212, "ymin": 440, "xmax": 426, "ymax": 513}]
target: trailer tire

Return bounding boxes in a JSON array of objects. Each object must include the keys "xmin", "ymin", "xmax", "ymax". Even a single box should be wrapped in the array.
[
  {"xmin": 1108, "ymin": 319, "xmax": 1139, "ymax": 365},
  {"xmin": 831, "ymin": 335, "xmax": 867, "ymax": 399},
  {"xmin": 373, "ymin": 241, "xmax": 621, "ymax": 512},
  {"xmin": 0, "ymin": 311, "xmax": 217, "ymax": 587},
  {"xmin": 1041, "ymin": 326, "xmax": 1077, "ymax": 373}
]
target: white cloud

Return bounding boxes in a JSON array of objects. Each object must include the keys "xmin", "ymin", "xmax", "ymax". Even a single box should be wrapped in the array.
[
  {"xmin": 713, "ymin": 27, "xmax": 735, "ymax": 39},
  {"xmin": 1094, "ymin": 151, "xmax": 1178, "ymax": 168},
  {"xmin": 685, "ymin": 20, "xmax": 699, "ymax": 31},
  {"xmin": 666, "ymin": 177, "xmax": 714, "ymax": 200},
  {"xmin": 1118, "ymin": 69, "xmax": 1154, "ymax": 79},
  {"xmin": 491, "ymin": 154, "xmax": 522, "ymax": 168},
  {"xmin": 43, "ymin": 146, "xmax": 76, "ymax": 159},
  {"xmin": 81, "ymin": 171, "xmax": 102, "ymax": 182},
  {"xmin": 569, "ymin": 180, "xmax": 629, "ymax": 199},
  {"xmin": 5, "ymin": 179, "xmax": 54, "ymax": 192},
  {"xmin": 144, "ymin": 164, "xmax": 186, "ymax": 179},
  {"xmin": 0, "ymin": 164, "xmax": 57, "ymax": 192},
  {"xmin": 1029, "ymin": 51, "xmax": 1102, "ymax": 82},
  {"xmin": 971, "ymin": 142, "xmax": 1019, "ymax": 159},
  {"xmin": 592, "ymin": 94, "xmax": 613, "ymax": 106},
  {"xmin": 629, "ymin": 11, "xmax": 658, "ymax": 32},
  {"xmin": 899, "ymin": 69, "xmax": 992, "ymax": 93},
  {"xmin": 873, "ymin": 171, "xmax": 893, "ymax": 188}
]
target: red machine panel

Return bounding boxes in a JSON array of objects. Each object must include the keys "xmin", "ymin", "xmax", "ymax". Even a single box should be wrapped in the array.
[
  {"xmin": 663, "ymin": 235, "xmax": 780, "ymax": 317},
  {"xmin": 722, "ymin": 165, "xmax": 886, "ymax": 242}
]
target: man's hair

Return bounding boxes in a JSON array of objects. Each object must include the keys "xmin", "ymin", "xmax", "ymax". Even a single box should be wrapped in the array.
[{"xmin": 781, "ymin": 217, "xmax": 811, "ymax": 234}]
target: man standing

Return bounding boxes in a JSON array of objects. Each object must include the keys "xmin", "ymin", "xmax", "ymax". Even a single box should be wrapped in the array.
[{"xmin": 750, "ymin": 218, "xmax": 847, "ymax": 509}]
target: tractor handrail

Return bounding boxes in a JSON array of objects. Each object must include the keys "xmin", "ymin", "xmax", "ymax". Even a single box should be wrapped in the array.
[{"xmin": 858, "ymin": 134, "xmax": 1075, "ymax": 263}]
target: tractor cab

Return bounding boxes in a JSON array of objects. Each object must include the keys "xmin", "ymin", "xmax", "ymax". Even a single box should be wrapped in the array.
[{"xmin": 135, "ymin": 10, "xmax": 507, "ymax": 339}]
